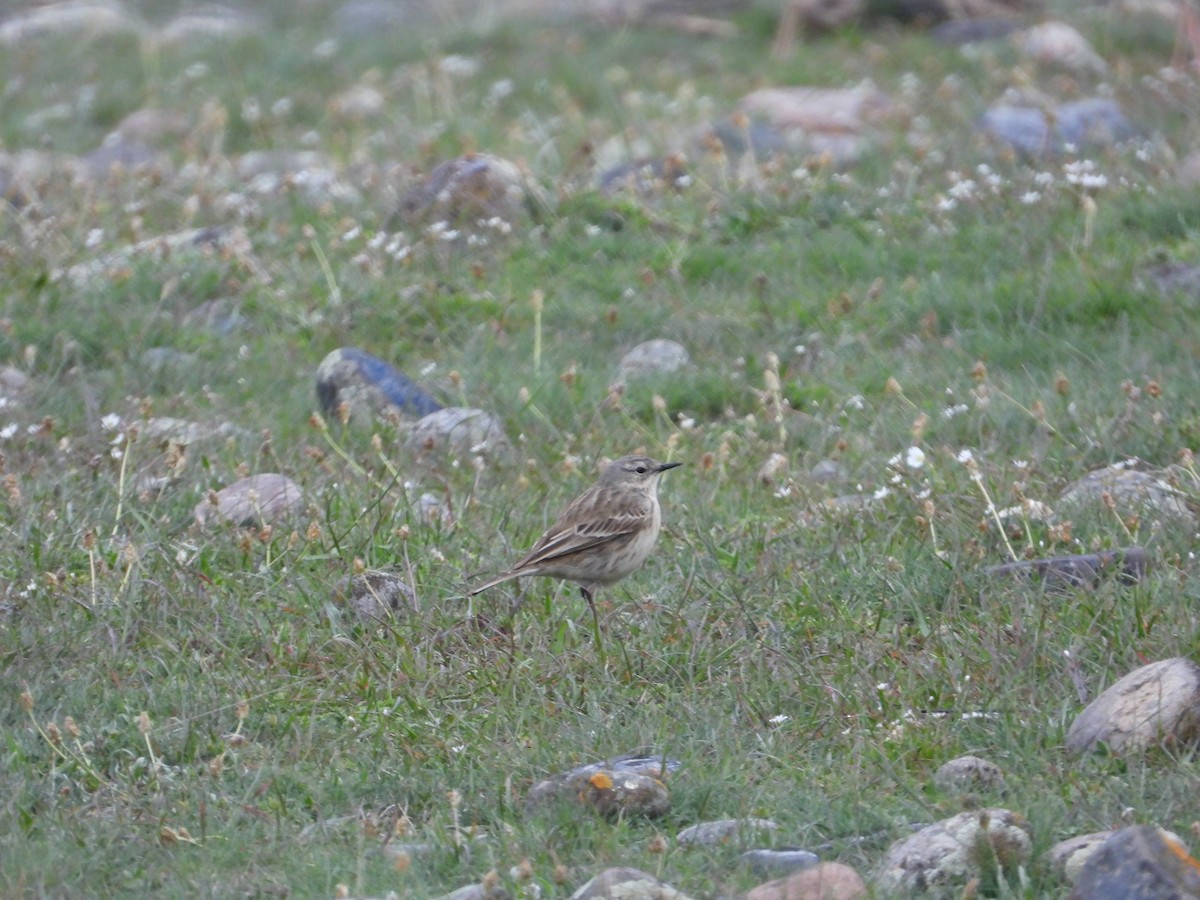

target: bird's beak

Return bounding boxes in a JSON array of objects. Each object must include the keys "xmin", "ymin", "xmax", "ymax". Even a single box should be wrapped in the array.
[{"xmin": 657, "ymin": 461, "xmax": 682, "ymax": 472}]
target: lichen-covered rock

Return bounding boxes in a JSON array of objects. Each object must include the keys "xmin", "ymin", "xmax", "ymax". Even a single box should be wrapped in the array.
[
  {"xmin": 876, "ymin": 809, "xmax": 1033, "ymax": 896},
  {"xmin": 933, "ymin": 755, "xmax": 1006, "ymax": 794},
  {"xmin": 194, "ymin": 473, "xmax": 303, "ymax": 527},
  {"xmin": 1059, "ymin": 463, "xmax": 1194, "ymax": 528},
  {"xmin": 1065, "ymin": 657, "xmax": 1200, "ymax": 754},
  {"xmin": 1068, "ymin": 826, "xmax": 1200, "ymax": 899}
]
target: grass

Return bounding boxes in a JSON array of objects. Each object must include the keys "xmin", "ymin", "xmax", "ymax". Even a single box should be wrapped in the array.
[{"xmin": 2, "ymin": 0, "xmax": 1200, "ymax": 897}]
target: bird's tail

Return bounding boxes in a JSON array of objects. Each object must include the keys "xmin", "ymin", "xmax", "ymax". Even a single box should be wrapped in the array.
[{"xmin": 468, "ymin": 570, "xmax": 521, "ymax": 596}]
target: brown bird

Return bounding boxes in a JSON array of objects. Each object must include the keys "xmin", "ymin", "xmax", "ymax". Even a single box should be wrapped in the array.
[{"xmin": 470, "ymin": 455, "xmax": 681, "ymax": 611}]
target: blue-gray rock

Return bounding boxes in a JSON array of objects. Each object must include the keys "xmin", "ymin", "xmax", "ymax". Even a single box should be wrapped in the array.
[
  {"xmin": 741, "ymin": 848, "xmax": 820, "ymax": 877},
  {"xmin": 316, "ymin": 347, "xmax": 442, "ymax": 424},
  {"xmin": 981, "ymin": 98, "xmax": 1134, "ymax": 158}
]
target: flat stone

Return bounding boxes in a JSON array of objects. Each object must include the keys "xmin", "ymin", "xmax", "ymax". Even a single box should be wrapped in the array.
[
  {"xmin": 876, "ymin": 808, "xmax": 1033, "ymax": 896},
  {"xmin": 1065, "ymin": 657, "xmax": 1200, "ymax": 754},
  {"xmin": 741, "ymin": 848, "xmax": 821, "ymax": 877},
  {"xmin": 1068, "ymin": 825, "xmax": 1200, "ymax": 899},
  {"xmin": 194, "ymin": 473, "xmax": 303, "ymax": 527},
  {"xmin": 984, "ymin": 547, "xmax": 1148, "ymax": 591},
  {"xmin": 744, "ymin": 861, "xmax": 867, "ymax": 899},
  {"xmin": 676, "ymin": 818, "xmax": 780, "ymax": 846}
]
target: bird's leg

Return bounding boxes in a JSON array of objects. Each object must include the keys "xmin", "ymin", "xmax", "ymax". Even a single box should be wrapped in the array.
[{"xmin": 581, "ymin": 586, "xmax": 605, "ymax": 655}]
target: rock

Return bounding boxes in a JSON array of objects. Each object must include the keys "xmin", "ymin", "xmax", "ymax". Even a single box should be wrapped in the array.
[
  {"xmin": 182, "ymin": 298, "xmax": 246, "ymax": 335},
  {"xmin": 875, "ymin": 809, "xmax": 1033, "ymax": 896},
  {"xmin": 758, "ymin": 453, "xmax": 789, "ymax": 485},
  {"xmin": 407, "ymin": 407, "xmax": 509, "ymax": 464},
  {"xmin": 62, "ymin": 226, "xmax": 249, "ymax": 288},
  {"xmin": 433, "ymin": 877, "xmax": 511, "ymax": 900},
  {"xmin": 709, "ymin": 82, "xmax": 892, "ymax": 167},
  {"xmin": 1143, "ymin": 260, "xmax": 1200, "ymax": 299},
  {"xmin": 597, "ymin": 155, "xmax": 690, "ymax": 195},
  {"xmin": 1013, "ymin": 21, "xmax": 1106, "ymax": 71},
  {"xmin": 334, "ymin": 0, "xmax": 426, "ymax": 36},
  {"xmin": 1060, "ymin": 463, "xmax": 1195, "ymax": 528},
  {"xmin": 1068, "ymin": 825, "xmax": 1200, "ymax": 899},
  {"xmin": 677, "ymin": 818, "xmax": 780, "ymax": 846},
  {"xmin": 335, "ymin": 569, "xmax": 416, "ymax": 623},
  {"xmin": 194, "ymin": 473, "xmax": 304, "ymax": 527},
  {"xmin": 156, "ymin": 5, "xmax": 262, "ymax": 43},
  {"xmin": 809, "ymin": 460, "xmax": 846, "ymax": 484},
  {"xmin": 0, "ymin": 366, "xmax": 30, "ymax": 407},
  {"xmin": 0, "ymin": 1, "xmax": 145, "ymax": 46},
  {"xmin": 316, "ymin": 347, "xmax": 442, "ymax": 425},
  {"xmin": 981, "ymin": 98, "xmax": 1134, "ymax": 159},
  {"xmin": 1045, "ymin": 831, "xmax": 1120, "ymax": 883},
  {"xmin": 741, "ymin": 848, "xmax": 821, "ymax": 877},
  {"xmin": 110, "ymin": 107, "xmax": 192, "ymax": 145},
  {"xmin": 932, "ymin": 755, "xmax": 1006, "ymax": 794},
  {"xmin": 235, "ymin": 150, "xmax": 360, "ymax": 205},
  {"xmin": 1065, "ymin": 657, "xmax": 1200, "ymax": 754},
  {"xmin": 139, "ymin": 417, "xmax": 242, "ymax": 446},
  {"xmin": 745, "ymin": 862, "xmax": 866, "ymax": 899},
  {"xmin": 527, "ymin": 753, "xmax": 679, "ymax": 818},
  {"xmin": 394, "ymin": 153, "xmax": 544, "ymax": 229},
  {"xmin": 984, "ymin": 547, "xmax": 1148, "ymax": 590},
  {"xmin": 617, "ymin": 339, "xmax": 690, "ymax": 381},
  {"xmin": 570, "ymin": 866, "xmax": 694, "ymax": 900},
  {"xmin": 81, "ymin": 138, "xmax": 167, "ymax": 178},
  {"xmin": 929, "ymin": 18, "xmax": 1021, "ymax": 44},
  {"xmin": 329, "ymin": 82, "xmax": 387, "ymax": 121}
]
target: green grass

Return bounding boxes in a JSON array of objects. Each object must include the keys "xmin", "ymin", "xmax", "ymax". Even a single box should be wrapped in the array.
[{"xmin": 2, "ymin": 0, "xmax": 1200, "ymax": 897}]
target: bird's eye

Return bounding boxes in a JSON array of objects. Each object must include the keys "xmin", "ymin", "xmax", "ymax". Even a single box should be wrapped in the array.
[{"xmin": 635, "ymin": 466, "xmax": 647, "ymax": 474}]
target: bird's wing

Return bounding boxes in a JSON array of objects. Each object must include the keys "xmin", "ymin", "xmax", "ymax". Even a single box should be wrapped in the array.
[{"xmin": 520, "ymin": 510, "xmax": 649, "ymax": 566}]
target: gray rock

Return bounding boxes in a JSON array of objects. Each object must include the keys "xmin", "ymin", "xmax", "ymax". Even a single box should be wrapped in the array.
[
  {"xmin": 984, "ymin": 547, "xmax": 1148, "ymax": 590},
  {"xmin": 876, "ymin": 808, "xmax": 1033, "ymax": 896},
  {"xmin": 741, "ymin": 848, "xmax": 821, "ymax": 877},
  {"xmin": 1045, "ymin": 831, "xmax": 1120, "ymax": 883},
  {"xmin": 81, "ymin": 138, "xmax": 166, "ymax": 178},
  {"xmin": 393, "ymin": 153, "xmax": 545, "ymax": 228},
  {"xmin": 1065, "ymin": 657, "xmax": 1200, "ymax": 754},
  {"xmin": 407, "ymin": 407, "xmax": 509, "ymax": 464},
  {"xmin": 1068, "ymin": 825, "xmax": 1200, "ymax": 899},
  {"xmin": 334, "ymin": 0, "xmax": 427, "ymax": 35},
  {"xmin": 194, "ymin": 473, "xmax": 304, "ymax": 527},
  {"xmin": 933, "ymin": 755, "xmax": 1006, "ymax": 794},
  {"xmin": 1059, "ymin": 463, "xmax": 1195, "ymax": 527},
  {"xmin": 156, "ymin": 5, "xmax": 262, "ymax": 43},
  {"xmin": 570, "ymin": 866, "xmax": 694, "ymax": 900},
  {"xmin": 335, "ymin": 569, "xmax": 416, "ymax": 623},
  {"xmin": 0, "ymin": 1, "xmax": 145, "ymax": 46},
  {"xmin": 316, "ymin": 347, "xmax": 442, "ymax": 425},
  {"xmin": 745, "ymin": 862, "xmax": 867, "ymax": 899},
  {"xmin": 1013, "ymin": 21, "xmax": 1106, "ymax": 71},
  {"xmin": 0, "ymin": 366, "xmax": 29, "ymax": 406},
  {"xmin": 618, "ymin": 339, "xmax": 690, "ymax": 381},
  {"xmin": 981, "ymin": 98, "xmax": 1134, "ymax": 158},
  {"xmin": 677, "ymin": 818, "xmax": 780, "ymax": 847},
  {"xmin": 433, "ymin": 880, "xmax": 511, "ymax": 900},
  {"xmin": 1144, "ymin": 261, "xmax": 1200, "ymax": 299},
  {"xmin": 809, "ymin": 459, "xmax": 847, "ymax": 484},
  {"xmin": 182, "ymin": 298, "xmax": 246, "ymax": 335}
]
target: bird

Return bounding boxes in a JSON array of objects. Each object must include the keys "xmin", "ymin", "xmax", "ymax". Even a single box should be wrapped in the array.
[{"xmin": 470, "ymin": 455, "xmax": 681, "ymax": 613}]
